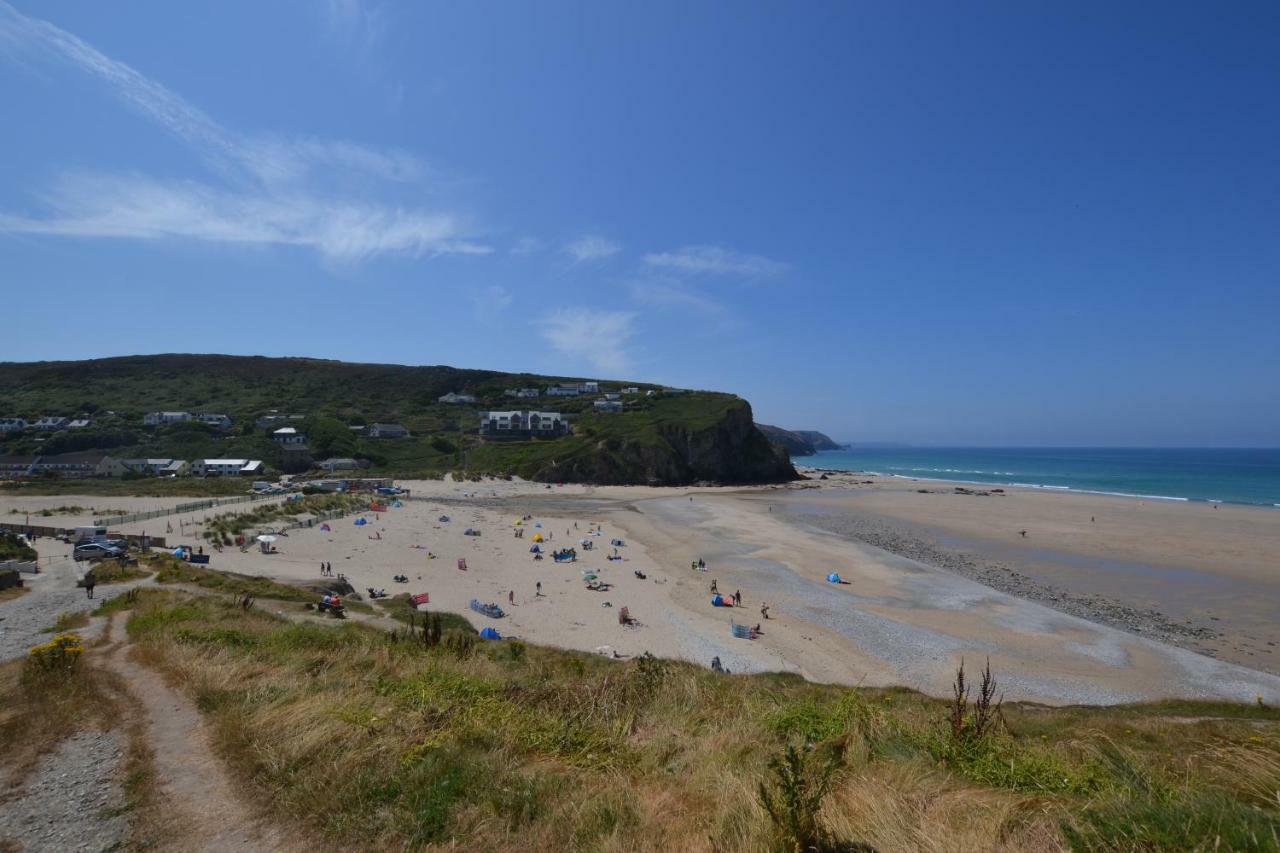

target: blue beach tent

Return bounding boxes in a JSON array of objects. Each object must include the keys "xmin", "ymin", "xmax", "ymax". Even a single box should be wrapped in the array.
[
  {"xmin": 354, "ymin": 517, "xmax": 368, "ymax": 526},
  {"xmin": 480, "ymin": 627, "xmax": 502, "ymax": 640},
  {"xmin": 826, "ymin": 572, "xmax": 841, "ymax": 583}
]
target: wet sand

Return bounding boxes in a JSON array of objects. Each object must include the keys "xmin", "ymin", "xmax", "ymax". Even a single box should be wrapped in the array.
[{"xmin": 784, "ymin": 469, "xmax": 1280, "ymax": 671}]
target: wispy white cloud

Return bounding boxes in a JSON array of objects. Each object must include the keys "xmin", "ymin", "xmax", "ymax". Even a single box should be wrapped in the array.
[
  {"xmin": 318, "ymin": 0, "xmax": 389, "ymax": 62},
  {"xmin": 510, "ymin": 236, "xmax": 544, "ymax": 255},
  {"xmin": 0, "ymin": 173, "xmax": 487, "ymax": 263},
  {"xmin": 628, "ymin": 279, "xmax": 724, "ymax": 316},
  {"xmin": 564, "ymin": 235, "xmax": 621, "ymax": 263},
  {"xmin": 643, "ymin": 244, "xmax": 787, "ymax": 277},
  {"xmin": 472, "ymin": 284, "xmax": 513, "ymax": 318},
  {"xmin": 541, "ymin": 308, "xmax": 636, "ymax": 374},
  {"xmin": 0, "ymin": 2, "xmax": 479, "ymax": 262}
]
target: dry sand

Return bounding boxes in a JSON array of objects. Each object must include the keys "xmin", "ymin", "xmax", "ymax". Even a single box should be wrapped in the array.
[{"xmin": 6, "ymin": 476, "xmax": 1279, "ymax": 706}]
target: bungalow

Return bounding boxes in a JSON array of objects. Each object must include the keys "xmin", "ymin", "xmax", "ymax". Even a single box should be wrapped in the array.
[
  {"xmin": 438, "ymin": 392, "xmax": 476, "ymax": 404},
  {"xmin": 272, "ymin": 427, "xmax": 307, "ymax": 445},
  {"xmin": 545, "ymin": 385, "xmax": 580, "ymax": 397},
  {"xmin": 121, "ymin": 458, "xmax": 188, "ymax": 476},
  {"xmin": 255, "ymin": 413, "xmax": 305, "ymax": 429},
  {"xmin": 31, "ymin": 452, "xmax": 127, "ymax": 479},
  {"xmin": 479, "ymin": 411, "xmax": 567, "ymax": 439},
  {"xmin": 0, "ymin": 418, "xmax": 26, "ymax": 433},
  {"xmin": 579, "ymin": 381, "xmax": 600, "ymax": 394},
  {"xmin": 32, "ymin": 417, "xmax": 70, "ymax": 431},
  {"xmin": 603, "ymin": 393, "xmax": 621, "ymax": 401},
  {"xmin": 0, "ymin": 455, "xmax": 36, "ymax": 479},
  {"xmin": 621, "ymin": 387, "xmax": 640, "ymax": 394},
  {"xmin": 593, "ymin": 400, "xmax": 623, "ymax": 413},
  {"xmin": 196, "ymin": 413, "xmax": 232, "ymax": 429},
  {"xmin": 191, "ymin": 459, "xmax": 265, "ymax": 477},
  {"xmin": 368, "ymin": 423, "xmax": 410, "ymax": 439},
  {"xmin": 504, "ymin": 388, "xmax": 540, "ymax": 399},
  {"xmin": 144, "ymin": 411, "xmax": 191, "ymax": 426},
  {"xmin": 319, "ymin": 457, "xmax": 359, "ymax": 472}
]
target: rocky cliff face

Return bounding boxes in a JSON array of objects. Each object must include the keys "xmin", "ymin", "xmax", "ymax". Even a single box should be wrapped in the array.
[{"xmin": 533, "ymin": 399, "xmax": 797, "ymax": 486}]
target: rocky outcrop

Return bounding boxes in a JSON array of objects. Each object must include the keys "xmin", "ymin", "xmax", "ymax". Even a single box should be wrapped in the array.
[
  {"xmin": 794, "ymin": 430, "xmax": 840, "ymax": 451},
  {"xmin": 534, "ymin": 399, "xmax": 797, "ymax": 485},
  {"xmin": 757, "ymin": 424, "xmax": 818, "ymax": 456}
]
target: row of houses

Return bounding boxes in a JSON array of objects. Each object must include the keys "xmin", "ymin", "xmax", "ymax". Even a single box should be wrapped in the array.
[
  {"xmin": 0, "ymin": 453, "xmax": 267, "ymax": 480},
  {"xmin": 0, "ymin": 417, "xmax": 93, "ymax": 433},
  {"xmin": 142, "ymin": 412, "xmax": 233, "ymax": 428}
]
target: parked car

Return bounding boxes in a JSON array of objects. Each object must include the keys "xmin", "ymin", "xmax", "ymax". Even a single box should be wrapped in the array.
[{"xmin": 73, "ymin": 542, "xmax": 124, "ymax": 561}]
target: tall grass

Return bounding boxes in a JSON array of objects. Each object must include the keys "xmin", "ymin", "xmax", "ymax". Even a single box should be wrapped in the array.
[{"xmin": 121, "ymin": 593, "xmax": 1280, "ymax": 851}]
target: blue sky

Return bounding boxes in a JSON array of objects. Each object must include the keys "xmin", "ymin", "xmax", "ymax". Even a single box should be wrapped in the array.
[{"xmin": 2, "ymin": 1, "xmax": 1278, "ymax": 446}]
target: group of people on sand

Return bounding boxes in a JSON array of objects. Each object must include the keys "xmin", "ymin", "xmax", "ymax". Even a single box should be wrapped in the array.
[
  {"xmin": 709, "ymin": 578, "xmax": 771, "ymax": 621},
  {"xmin": 319, "ymin": 561, "xmax": 346, "ymax": 581}
]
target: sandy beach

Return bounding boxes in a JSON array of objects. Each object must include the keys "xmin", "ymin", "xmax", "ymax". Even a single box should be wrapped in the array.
[{"xmin": 7, "ymin": 475, "xmax": 1279, "ymax": 706}]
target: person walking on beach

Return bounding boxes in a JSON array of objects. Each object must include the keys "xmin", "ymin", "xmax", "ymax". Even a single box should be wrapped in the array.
[
  {"xmin": 761, "ymin": 602, "xmax": 770, "ymax": 620},
  {"xmin": 733, "ymin": 590, "xmax": 742, "ymax": 607},
  {"xmin": 536, "ymin": 581, "xmax": 542, "ymax": 597},
  {"xmin": 508, "ymin": 590, "xmax": 514, "ymax": 606},
  {"xmin": 320, "ymin": 561, "xmax": 326, "ymax": 576},
  {"xmin": 710, "ymin": 579, "xmax": 718, "ymax": 594},
  {"xmin": 83, "ymin": 569, "xmax": 96, "ymax": 600},
  {"xmin": 1019, "ymin": 529, "xmax": 1027, "ymax": 538}
]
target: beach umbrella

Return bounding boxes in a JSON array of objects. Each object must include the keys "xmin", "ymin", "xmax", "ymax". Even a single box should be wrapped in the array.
[
  {"xmin": 580, "ymin": 538, "xmax": 591, "ymax": 545},
  {"xmin": 514, "ymin": 518, "xmax": 523, "ymax": 525},
  {"xmin": 532, "ymin": 533, "xmax": 543, "ymax": 542},
  {"xmin": 257, "ymin": 534, "xmax": 277, "ymax": 543},
  {"xmin": 826, "ymin": 572, "xmax": 841, "ymax": 583},
  {"xmin": 534, "ymin": 522, "xmax": 542, "ymax": 528}
]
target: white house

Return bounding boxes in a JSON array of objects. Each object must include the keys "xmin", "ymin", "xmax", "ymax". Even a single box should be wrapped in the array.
[
  {"xmin": 438, "ymin": 392, "xmax": 476, "ymax": 404},
  {"xmin": 0, "ymin": 418, "xmax": 27, "ymax": 433},
  {"xmin": 504, "ymin": 388, "xmax": 540, "ymax": 399},
  {"xmin": 122, "ymin": 458, "xmax": 188, "ymax": 476},
  {"xmin": 273, "ymin": 427, "xmax": 307, "ymax": 445},
  {"xmin": 593, "ymin": 400, "xmax": 623, "ymax": 413},
  {"xmin": 144, "ymin": 411, "xmax": 191, "ymax": 426},
  {"xmin": 579, "ymin": 381, "xmax": 600, "ymax": 394},
  {"xmin": 32, "ymin": 417, "xmax": 70, "ymax": 431},
  {"xmin": 621, "ymin": 387, "xmax": 640, "ymax": 394},
  {"xmin": 319, "ymin": 457, "xmax": 359, "ymax": 472},
  {"xmin": 67, "ymin": 418, "xmax": 92, "ymax": 429},
  {"xmin": 479, "ymin": 411, "xmax": 567, "ymax": 438},
  {"xmin": 546, "ymin": 385, "xmax": 580, "ymax": 397},
  {"xmin": 197, "ymin": 413, "xmax": 232, "ymax": 429},
  {"xmin": 603, "ymin": 393, "xmax": 621, "ymax": 401},
  {"xmin": 368, "ymin": 423, "xmax": 410, "ymax": 439},
  {"xmin": 191, "ymin": 459, "xmax": 264, "ymax": 477}
]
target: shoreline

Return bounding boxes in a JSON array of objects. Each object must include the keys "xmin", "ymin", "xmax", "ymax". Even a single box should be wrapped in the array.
[{"xmin": 794, "ymin": 462, "xmax": 1280, "ymax": 509}]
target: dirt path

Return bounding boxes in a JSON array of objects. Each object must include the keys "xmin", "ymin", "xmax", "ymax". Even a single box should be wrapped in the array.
[{"xmin": 97, "ymin": 616, "xmax": 302, "ymax": 852}]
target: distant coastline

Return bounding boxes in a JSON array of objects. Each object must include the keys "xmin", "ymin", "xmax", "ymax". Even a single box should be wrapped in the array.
[{"xmin": 795, "ymin": 447, "xmax": 1280, "ymax": 508}]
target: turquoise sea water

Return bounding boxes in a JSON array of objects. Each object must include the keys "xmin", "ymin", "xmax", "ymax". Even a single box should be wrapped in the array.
[{"xmin": 796, "ymin": 448, "xmax": 1280, "ymax": 508}]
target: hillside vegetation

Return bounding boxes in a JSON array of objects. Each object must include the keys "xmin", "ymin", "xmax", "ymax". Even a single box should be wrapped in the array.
[
  {"xmin": 94, "ymin": 587, "xmax": 1280, "ymax": 851},
  {"xmin": 758, "ymin": 425, "xmax": 841, "ymax": 457},
  {"xmin": 0, "ymin": 354, "xmax": 796, "ymax": 485}
]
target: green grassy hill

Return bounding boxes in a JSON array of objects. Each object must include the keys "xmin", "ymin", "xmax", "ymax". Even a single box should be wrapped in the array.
[
  {"xmin": 0, "ymin": 354, "xmax": 796, "ymax": 485},
  {"xmin": 10, "ymin": 582, "xmax": 1273, "ymax": 852}
]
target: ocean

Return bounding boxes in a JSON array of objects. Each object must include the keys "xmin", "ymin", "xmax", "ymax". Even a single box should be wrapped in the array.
[{"xmin": 795, "ymin": 447, "xmax": 1280, "ymax": 508}]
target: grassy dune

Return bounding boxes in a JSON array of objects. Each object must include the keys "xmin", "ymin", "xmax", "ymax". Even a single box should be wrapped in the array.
[{"xmin": 118, "ymin": 589, "xmax": 1280, "ymax": 852}]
